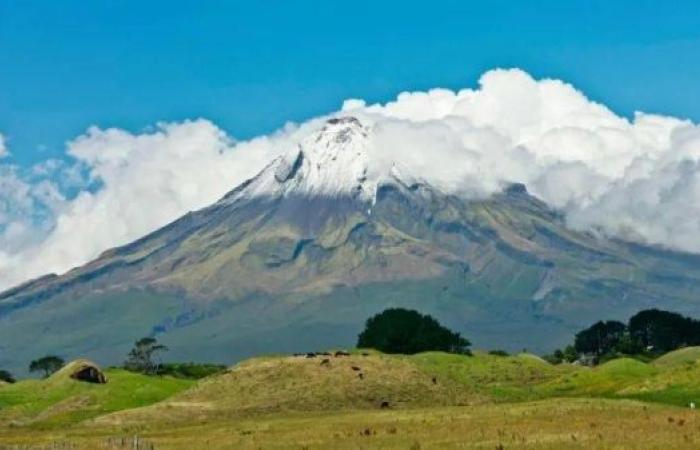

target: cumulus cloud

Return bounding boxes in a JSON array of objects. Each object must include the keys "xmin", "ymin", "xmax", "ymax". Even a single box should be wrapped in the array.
[
  {"xmin": 0, "ymin": 120, "xmax": 287, "ymax": 289},
  {"xmin": 344, "ymin": 69, "xmax": 700, "ymax": 253},
  {"xmin": 2, "ymin": 68, "xmax": 700, "ymax": 290}
]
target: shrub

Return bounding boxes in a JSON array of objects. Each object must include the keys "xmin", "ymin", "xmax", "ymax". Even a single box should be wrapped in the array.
[{"xmin": 157, "ymin": 362, "xmax": 226, "ymax": 379}]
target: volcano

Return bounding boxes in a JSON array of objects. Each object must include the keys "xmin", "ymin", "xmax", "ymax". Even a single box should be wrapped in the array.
[{"xmin": 3, "ymin": 116, "xmax": 700, "ymax": 373}]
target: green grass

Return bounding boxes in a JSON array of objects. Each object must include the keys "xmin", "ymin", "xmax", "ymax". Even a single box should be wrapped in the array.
[
  {"xmin": 538, "ymin": 357, "xmax": 658, "ymax": 398},
  {"xmin": 4, "ymin": 399, "xmax": 700, "ymax": 449},
  {"xmin": 0, "ymin": 364, "xmax": 194, "ymax": 428},
  {"xmin": 653, "ymin": 346, "xmax": 700, "ymax": 367},
  {"xmin": 7, "ymin": 351, "xmax": 700, "ymax": 448},
  {"xmin": 409, "ymin": 351, "xmax": 574, "ymax": 401}
]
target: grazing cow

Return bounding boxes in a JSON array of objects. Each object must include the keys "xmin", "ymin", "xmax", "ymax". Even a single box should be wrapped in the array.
[
  {"xmin": 358, "ymin": 373, "xmax": 364, "ymax": 380},
  {"xmin": 361, "ymin": 352, "xmax": 370, "ymax": 356},
  {"xmin": 334, "ymin": 350, "xmax": 351, "ymax": 357},
  {"xmin": 320, "ymin": 359, "xmax": 330, "ymax": 366},
  {"xmin": 380, "ymin": 401, "xmax": 390, "ymax": 409},
  {"xmin": 351, "ymin": 366, "xmax": 361, "ymax": 371},
  {"xmin": 305, "ymin": 352, "xmax": 317, "ymax": 358},
  {"xmin": 432, "ymin": 376, "xmax": 437, "ymax": 385}
]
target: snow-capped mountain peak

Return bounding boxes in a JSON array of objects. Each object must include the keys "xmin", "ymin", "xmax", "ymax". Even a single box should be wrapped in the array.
[{"xmin": 222, "ymin": 116, "xmax": 410, "ymax": 203}]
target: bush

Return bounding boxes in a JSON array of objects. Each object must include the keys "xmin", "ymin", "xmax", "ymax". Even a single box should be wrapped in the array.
[
  {"xmin": 157, "ymin": 362, "xmax": 226, "ymax": 379},
  {"xmin": 0, "ymin": 369, "xmax": 15, "ymax": 383},
  {"xmin": 357, "ymin": 308, "xmax": 471, "ymax": 355}
]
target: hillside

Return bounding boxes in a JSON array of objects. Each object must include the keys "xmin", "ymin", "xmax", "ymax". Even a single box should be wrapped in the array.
[
  {"xmin": 0, "ymin": 360, "xmax": 193, "ymax": 428},
  {"xmin": 4, "ymin": 352, "xmax": 700, "ymax": 448},
  {"xmin": 5, "ymin": 117, "xmax": 700, "ymax": 373}
]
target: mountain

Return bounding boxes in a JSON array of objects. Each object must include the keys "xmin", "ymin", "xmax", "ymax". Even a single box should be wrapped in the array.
[{"xmin": 3, "ymin": 116, "xmax": 700, "ymax": 373}]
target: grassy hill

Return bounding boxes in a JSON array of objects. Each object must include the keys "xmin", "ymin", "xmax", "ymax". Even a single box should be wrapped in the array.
[
  {"xmin": 653, "ymin": 346, "xmax": 700, "ymax": 368},
  {"xmin": 4, "ymin": 352, "xmax": 700, "ymax": 448},
  {"xmin": 0, "ymin": 360, "xmax": 193, "ymax": 428}
]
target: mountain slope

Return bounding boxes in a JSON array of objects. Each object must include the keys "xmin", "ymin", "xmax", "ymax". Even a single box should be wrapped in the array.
[{"xmin": 3, "ymin": 116, "xmax": 700, "ymax": 373}]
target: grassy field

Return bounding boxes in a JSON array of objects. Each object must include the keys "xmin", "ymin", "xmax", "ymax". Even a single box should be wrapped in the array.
[
  {"xmin": 0, "ymin": 360, "xmax": 194, "ymax": 429},
  {"xmin": 3, "ymin": 349, "xmax": 700, "ymax": 448}
]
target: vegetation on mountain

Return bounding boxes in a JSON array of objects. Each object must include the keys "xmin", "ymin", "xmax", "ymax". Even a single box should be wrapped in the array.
[
  {"xmin": 28, "ymin": 355, "xmax": 65, "ymax": 378},
  {"xmin": 357, "ymin": 308, "xmax": 471, "ymax": 355}
]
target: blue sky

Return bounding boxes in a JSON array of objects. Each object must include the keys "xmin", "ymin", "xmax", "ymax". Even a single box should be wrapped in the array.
[{"xmin": 2, "ymin": 0, "xmax": 700, "ymax": 167}]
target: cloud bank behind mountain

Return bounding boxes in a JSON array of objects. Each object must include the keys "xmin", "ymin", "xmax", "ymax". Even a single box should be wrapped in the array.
[{"xmin": 1, "ymin": 68, "xmax": 699, "ymax": 291}]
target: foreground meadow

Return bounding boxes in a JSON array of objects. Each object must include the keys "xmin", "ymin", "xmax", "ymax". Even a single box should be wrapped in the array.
[{"xmin": 3, "ymin": 350, "xmax": 700, "ymax": 448}]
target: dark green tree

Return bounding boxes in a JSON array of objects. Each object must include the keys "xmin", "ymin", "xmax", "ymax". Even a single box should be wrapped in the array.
[
  {"xmin": 543, "ymin": 348, "xmax": 564, "ymax": 364},
  {"xmin": 28, "ymin": 355, "xmax": 65, "ymax": 378},
  {"xmin": 574, "ymin": 320, "xmax": 626, "ymax": 356},
  {"xmin": 357, "ymin": 308, "xmax": 470, "ymax": 355},
  {"xmin": 628, "ymin": 309, "xmax": 700, "ymax": 353},
  {"xmin": 563, "ymin": 345, "xmax": 578, "ymax": 363},
  {"xmin": 0, "ymin": 369, "xmax": 15, "ymax": 383},
  {"xmin": 124, "ymin": 337, "xmax": 168, "ymax": 375},
  {"xmin": 615, "ymin": 332, "xmax": 643, "ymax": 355}
]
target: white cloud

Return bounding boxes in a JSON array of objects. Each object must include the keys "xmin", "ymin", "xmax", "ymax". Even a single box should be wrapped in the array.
[
  {"xmin": 0, "ymin": 134, "xmax": 7, "ymax": 158},
  {"xmin": 3, "ymin": 68, "xmax": 700, "ymax": 291},
  {"xmin": 0, "ymin": 120, "xmax": 287, "ymax": 290}
]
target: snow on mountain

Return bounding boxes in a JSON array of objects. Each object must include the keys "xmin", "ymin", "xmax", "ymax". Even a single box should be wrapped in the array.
[{"xmin": 220, "ymin": 116, "xmax": 416, "ymax": 205}]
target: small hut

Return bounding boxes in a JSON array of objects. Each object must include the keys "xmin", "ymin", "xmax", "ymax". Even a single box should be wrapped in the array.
[{"xmin": 67, "ymin": 360, "xmax": 108, "ymax": 384}]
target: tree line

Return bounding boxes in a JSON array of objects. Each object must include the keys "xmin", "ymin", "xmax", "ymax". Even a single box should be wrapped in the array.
[
  {"xmin": 0, "ymin": 336, "xmax": 223, "ymax": 383},
  {"xmin": 3, "ymin": 307, "xmax": 700, "ymax": 383},
  {"xmin": 546, "ymin": 308, "xmax": 700, "ymax": 365}
]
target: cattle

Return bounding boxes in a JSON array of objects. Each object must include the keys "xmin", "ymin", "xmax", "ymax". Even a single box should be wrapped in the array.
[
  {"xmin": 334, "ymin": 350, "xmax": 351, "ymax": 357},
  {"xmin": 305, "ymin": 352, "xmax": 317, "ymax": 358},
  {"xmin": 351, "ymin": 366, "xmax": 361, "ymax": 371},
  {"xmin": 320, "ymin": 359, "xmax": 330, "ymax": 366},
  {"xmin": 380, "ymin": 401, "xmax": 390, "ymax": 409}
]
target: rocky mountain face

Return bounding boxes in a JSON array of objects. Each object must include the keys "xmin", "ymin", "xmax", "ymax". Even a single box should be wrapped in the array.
[{"xmin": 3, "ymin": 117, "xmax": 700, "ymax": 373}]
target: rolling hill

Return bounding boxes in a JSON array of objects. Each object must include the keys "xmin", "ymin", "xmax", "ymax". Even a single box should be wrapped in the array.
[{"xmin": 4, "ymin": 351, "xmax": 700, "ymax": 448}]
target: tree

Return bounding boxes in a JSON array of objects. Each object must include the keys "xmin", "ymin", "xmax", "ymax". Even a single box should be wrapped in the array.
[
  {"xmin": 124, "ymin": 337, "xmax": 168, "ymax": 374},
  {"xmin": 628, "ymin": 309, "xmax": 700, "ymax": 353},
  {"xmin": 543, "ymin": 349, "xmax": 564, "ymax": 364},
  {"xmin": 0, "ymin": 369, "xmax": 15, "ymax": 383},
  {"xmin": 28, "ymin": 355, "xmax": 65, "ymax": 378},
  {"xmin": 357, "ymin": 308, "xmax": 471, "ymax": 355},
  {"xmin": 574, "ymin": 320, "xmax": 626, "ymax": 356},
  {"xmin": 563, "ymin": 345, "xmax": 578, "ymax": 363}
]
